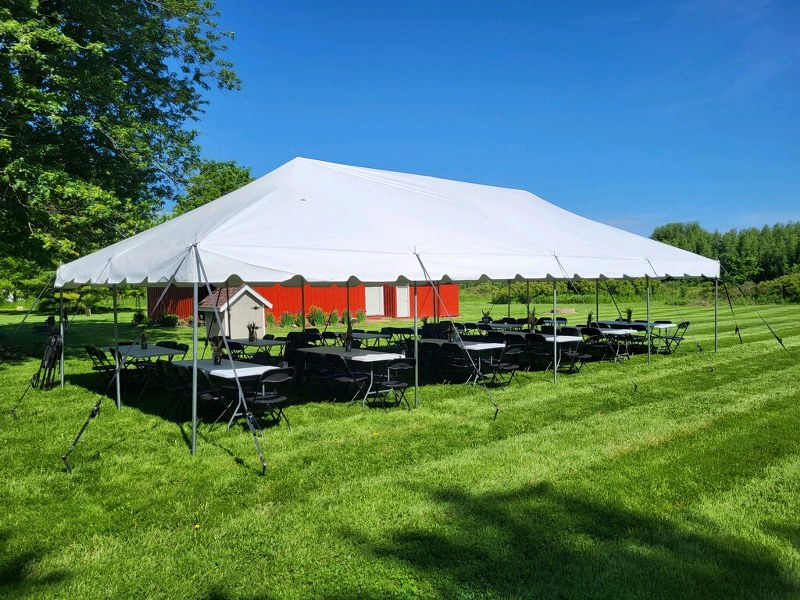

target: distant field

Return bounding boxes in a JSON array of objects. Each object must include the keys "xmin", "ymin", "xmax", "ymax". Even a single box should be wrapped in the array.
[{"xmin": 0, "ymin": 299, "xmax": 798, "ymax": 598}]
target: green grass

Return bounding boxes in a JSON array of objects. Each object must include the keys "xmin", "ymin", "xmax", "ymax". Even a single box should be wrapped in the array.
[{"xmin": 1, "ymin": 299, "xmax": 799, "ymax": 598}]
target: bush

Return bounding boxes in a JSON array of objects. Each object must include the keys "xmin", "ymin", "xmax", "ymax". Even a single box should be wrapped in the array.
[
  {"xmin": 131, "ymin": 309, "xmax": 146, "ymax": 326},
  {"xmin": 355, "ymin": 309, "xmax": 366, "ymax": 324},
  {"xmin": 308, "ymin": 305, "xmax": 326, "ymax": 327},
  {"xmin": 341, "ymin": 310, "xmax": 350, "ymax": 324},
  {"xmin": 327, "ymin": 309, "xmax": 339, "ymax": 326},
  {"xmin": 279, "ymin": 311, "xmax": 294, "ymax": 328},
  {"xmin": 265, "ymin": 311, "xmax": 275, "ymax": 327},
  {"xmin": 158, "ymin": 313, "xmax": 179, "ymax": 328}
]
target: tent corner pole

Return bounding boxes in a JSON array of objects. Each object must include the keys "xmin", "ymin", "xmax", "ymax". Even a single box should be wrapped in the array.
[
  {"xmin": 192, "ymin": 280, "xmax": 199, "ymax": 455},
  {"xmin": 59, "ymin": 290, "xmax": 64, "ymax": 388},
  {"xmin": 714, "ymin": 277, "xmax": 719, "ymax": 353},
  {"xmin": 413, "ymin": 282, "xmax": 419, "ymax": 408},
  {"xmin": 112, "ymin": 287, "xmax": 121, "ymax": 410},
  {"xmin": 552, "ymin": 280, "xmax": 557, "ymax": 384},
  {"xmin": 646, "ymin": 275, "xmax": 651, "ymax": 367}
]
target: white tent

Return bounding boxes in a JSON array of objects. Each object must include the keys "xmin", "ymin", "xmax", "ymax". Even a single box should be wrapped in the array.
[
  {"xmin": 55, "ymin": 157, "xmax": 720, "ymax": 465},
  {"xmin": 56, "ymin": 157, "xmax": 719, "ymax": 288}
]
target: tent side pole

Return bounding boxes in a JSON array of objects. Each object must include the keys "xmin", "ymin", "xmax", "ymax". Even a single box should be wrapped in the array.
[
  {"xmin": 346, "ymin": 281, "xmax": 351, "ymax": 322},
  {"xmin": 714, "ymin": 278, "xmax": 719, "ymax": 353},
  {"xmin": 507, "ymin": 280, "xmax": 511, "ymax": 319},
  {"xmin": 300, "ymin": 277, "xmax": 306, "ymax": 332},
  {"xmin": 192, "ymin": 280, "xmax": 199, "ymax": 455},
  {"xmin": 595, "ymin": 280, "xmax": 599, "ymax": 322},
  {"xmin": 113, "ymin": 287, "xmax": 121, "ymax": 410},
  {"xmin": 59, "ymin": 290, "xmax": 64, "ymax": 388},
  {"xmin": 552, "ymin": 280, "xmax": 557, "ymax": 384},
  {"xmin": 413, "ymin": 282, "xmax": 419, "ymax": 408},
  {"xmin": 646, "ymin": 275, "xmax": 651, "ymax": 367}
]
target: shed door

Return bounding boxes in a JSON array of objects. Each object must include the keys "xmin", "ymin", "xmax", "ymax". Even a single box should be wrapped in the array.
[
  {"xmin": 395, "ymin": 286, "xmax": 410, "ymax": 318},
  {"xmin": 229, "ymin": 294, "xmax": 262, "ymax": 338},
  {"xmin": 365, "ymin": 286, "xmax": 384, "ymax": 317}
]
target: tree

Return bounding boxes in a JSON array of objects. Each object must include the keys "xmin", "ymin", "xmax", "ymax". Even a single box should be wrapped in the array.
[
  {"xmin": 0, "ymin": 0, "xmax": 240, "ymax": 275},
  {"xmin": 173, "ymin": 159, "xmax": 253, "ymax": 215}
]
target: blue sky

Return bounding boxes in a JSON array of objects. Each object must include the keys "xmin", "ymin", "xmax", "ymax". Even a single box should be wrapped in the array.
[{"xmin": 196, "ymin": 1, "xmax": 799, "ymax": 236}]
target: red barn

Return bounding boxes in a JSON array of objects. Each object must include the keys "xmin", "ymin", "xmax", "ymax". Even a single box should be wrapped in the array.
[{"xmin": 147, "ymin": 283, "xmax": 458, "ymax": 321}]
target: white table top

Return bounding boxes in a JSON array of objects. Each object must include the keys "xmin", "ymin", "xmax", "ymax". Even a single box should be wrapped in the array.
[
  {"xmin": 298, "ymin": 346, "xmax": 403, "ymax": 363},
  {"xmin": 107, "ymin": 343, "xmax": 184, "ymax": 360},
  {"xmin": 597, "ymin": 320, "xmax": 675, "ymax": 329},
  {"xmin": 487, "ymin": 322, "xmax": 523, "ymax": 330},
  {"xmin": 599, "ymin": 329, "xmax": 638, "ymax": 336},
  {"xmin": 173, "ymin": 359, "xmax": 277, "ymax": 379},
  {"xmin": 351, "ymin": 332, "xmax": 391, "ymax": 340},
  {"xmin": 541, "ymin": 335, "xmax": 583, "ymax": 344},
  {"xmin": 228, "ymin": 338, "xmax": 286, "ymax": 347},
  {"xmin": 419, "ymin": 338, "xmax": 505, "ymax": 351}
]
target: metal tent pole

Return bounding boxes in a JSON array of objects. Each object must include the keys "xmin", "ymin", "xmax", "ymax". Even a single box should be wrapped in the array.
[
  {"xmin": 112, "ymin": 287, "xmax": 121, "ymax": 409},
  {"xmin": 552, "ymin": 280, "xmax": 557, "ymax": 384},
  {"xmin": 59, "ymin": 291, "xmax": 65, "ymax": 388},
  {"xmin": 300, "ymin": 277, "xmax": 306, "ymax": 332},
  {"xmin": 595, "ymin": 280, "xmax": 599, "ymax": 322},
  {"xmin": 192, "ymin": 280, "xmax": 199, "ymax": 455},
  {"xmin": 714, "ymin": 278, "xmax": 719, "ymax": 353},
  {"xmin": 507, "ymin": 280, "xmax": 511, "ymax": 318},
  {"xmin": 413, "ymin": 282, "xmax": 419, "ymax": 408},
  {"xmin": 646, "ymin": 275, "xmax": 651, "ymax": 367}
]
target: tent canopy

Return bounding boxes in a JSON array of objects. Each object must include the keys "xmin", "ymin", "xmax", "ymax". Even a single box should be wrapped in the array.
[{"xmin": 55, "ymin": 157, "xmax": 719, "ymax": 289}]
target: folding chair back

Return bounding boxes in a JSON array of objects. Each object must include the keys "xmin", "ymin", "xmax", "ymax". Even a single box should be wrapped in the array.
[{"xmin": 664, "ymin": 321, "xmax": 690, "ymax": 353}]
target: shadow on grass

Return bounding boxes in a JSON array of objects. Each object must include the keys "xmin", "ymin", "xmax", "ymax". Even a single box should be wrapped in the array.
[
  {"xmin": 344, "ymin": 481, "xmax": 798, "ymax": 599},
  {"xmin": 0, "ymin": 531, "xmax": 71, "ymax": 593}
]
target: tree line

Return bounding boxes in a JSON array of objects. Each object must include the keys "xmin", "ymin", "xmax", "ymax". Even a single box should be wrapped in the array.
[{"xmin": 650, "ymin": 222, "xmax": 800, "ymax": 283}]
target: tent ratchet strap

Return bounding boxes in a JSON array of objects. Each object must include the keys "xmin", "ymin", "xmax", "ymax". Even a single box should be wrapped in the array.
[
  {"xmin": 721, "ymin": 265, "xmax": 788, "ymax": 352},
  {"xmin": 554, "ymin": 257, "xmax": 640, "ymax": 393},
  {"xmin": 721, "ymin": 280, "xmax": 743, "ymax": 345},
  {"xmin": 195, "ymin": 251, "xmax": 268, "ymax": 474}
]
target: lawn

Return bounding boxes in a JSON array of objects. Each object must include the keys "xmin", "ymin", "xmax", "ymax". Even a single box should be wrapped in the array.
[{"xmin": 1, "ymin": 299, "xmax": 799, "ymax": 599}]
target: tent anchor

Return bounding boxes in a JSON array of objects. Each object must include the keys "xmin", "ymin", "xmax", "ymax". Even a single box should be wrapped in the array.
[{"xmin": 61, "ymin": 398, "xmax": 102, "ymax": 473}]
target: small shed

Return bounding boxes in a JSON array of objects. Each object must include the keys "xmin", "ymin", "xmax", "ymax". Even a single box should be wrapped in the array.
[{"xmin": 198, "ymin": 284, "xmax": 272, "ymax": 339}]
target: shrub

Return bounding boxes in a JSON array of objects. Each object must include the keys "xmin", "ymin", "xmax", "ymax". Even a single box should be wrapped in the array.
[
  {"xmin": 265, "ymin": 311, "xmax": 275, "ymax": 327},
  {"xmin": 158, "ymin": 313, "xmax": 179, "ymax": 328},
  {"xmin": 355, "ymin": 309, "xmax": 366, "ymax": 324},
  {"xmin": 327, "ymin": 309, "xmax": 339, "ymax": 326},
  {"xmin": 293, "ymin": 312, "xmax": 303, "ymax": 327},
  {"xmin": 342, "ymin": 310, "xmax": 350, "ymax": 324},
  {"xmin": 308, "ymin": 305, "xmax": 326, "ymax": 327},
  {"xmin": 131, "ymin": 309, "xmax": 146, "ymax": 326},
  {"xmin": 279, "ymin": 311, "xmax": 294, "ymax": 328}
]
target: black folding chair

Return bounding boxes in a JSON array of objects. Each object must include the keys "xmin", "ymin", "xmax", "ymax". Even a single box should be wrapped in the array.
[
  {"xmin": 249, "ymin": 366, "xmax": 294, "ymax": 430},
  {"xmin": 375, "ymin": 358, "xmax": 414, "ymax": 410},
  {"xmin": 663, "ymin": 321, "xmax": 690, "ymax": 354},
  {"xmin": 489, "ymin": 344, "xmax": 523, "ymax": 386}
]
